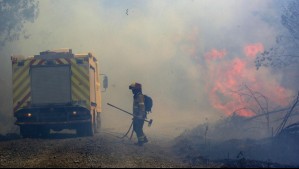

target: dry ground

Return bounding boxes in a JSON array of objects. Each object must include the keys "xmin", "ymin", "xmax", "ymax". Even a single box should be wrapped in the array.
[{"xmin": 0, "ymin": 131, "xmax": 191, "ymax": 168}]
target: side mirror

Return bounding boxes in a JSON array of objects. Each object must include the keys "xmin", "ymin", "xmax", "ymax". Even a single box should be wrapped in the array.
[
  {"xmin": 100, "ymin": 74, "xmax": 108, "ymax": 92},
  {"xmin": 103, "ymin": 75, "xmax": 108, "ymax": 90}
]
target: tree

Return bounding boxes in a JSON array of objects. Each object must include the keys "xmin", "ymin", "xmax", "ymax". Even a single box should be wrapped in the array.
[
  {"xmin": 0, "ymin": 0, "xmax": 39, "ymax": 47},
  {"xmin": 255, "ymin": 0, "xmax": 299, "ymax": 69}
]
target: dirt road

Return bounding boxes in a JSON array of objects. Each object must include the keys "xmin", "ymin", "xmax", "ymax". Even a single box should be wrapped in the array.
[{"xmin": 0, "ymin": 131, "xmax": 189, "ymax": 168}]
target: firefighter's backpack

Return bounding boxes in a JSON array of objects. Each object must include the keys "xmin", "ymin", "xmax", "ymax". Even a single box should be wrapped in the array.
[{"xmin": 144, "ymin": 95, "xmax": 153, "ymax": 113}]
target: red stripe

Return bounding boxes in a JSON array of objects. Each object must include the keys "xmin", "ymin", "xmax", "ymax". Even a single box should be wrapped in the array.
[
  {"xmin": 30, "ymin": 59, "xmax": 36, "ymax": 65},
  {"xmin": 38, "ymin": 60, "xmax": 45, "ymax": 65},
  {"xmin": 14, "ymin": 92, "xmax": 31, "ymax": 112},
  {"xmin": 55, "ymin": 58, "xmax": 64, "ymax": 64},
  {"xmin": 65, "ymin": 58, "xmax": 71, "ymax": 64}
]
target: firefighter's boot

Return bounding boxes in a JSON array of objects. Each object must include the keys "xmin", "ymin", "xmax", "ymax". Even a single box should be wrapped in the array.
[
  {"xmin": 143, "ymin": 136, "xmax": 148, "ymax": 144},
  {"xmin": 134, "ymin": 141, "xmax": 144, "ymax": 146}
]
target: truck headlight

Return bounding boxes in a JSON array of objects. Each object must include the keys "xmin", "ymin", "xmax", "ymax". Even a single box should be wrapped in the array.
[{"xmin": 26, "ymin": 113, "xmax": 32, "ymax": 117}]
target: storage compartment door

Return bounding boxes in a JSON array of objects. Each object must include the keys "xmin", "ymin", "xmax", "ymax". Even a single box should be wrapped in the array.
[{"xmin": 31, "ymin": 65, "xmax": 71, "ymax": 105}]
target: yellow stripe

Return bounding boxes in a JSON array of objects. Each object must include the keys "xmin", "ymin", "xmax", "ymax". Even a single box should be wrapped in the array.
[
  {"xmin": 72, "ymin": 69, "xmax": 89, "ymax": 90},
  {"xmin": 72, "ymin": 65, "xmax": 89, "ymax": 81},
  {"xmin": 18, "ymin": 96, "xmax": 31, "ymax": 110},
  {"xmin": 13, "ymin": 79, "xmax": 30, "ymax": 101},
  {"xmin": 12, "ymin": 60, "xmax": 32, "ymax": 109},
  {"xmin": 72, "ymin": 77, "xmax": 89, "ymax": 98},
  {"xmin": 70, "ymin": 60, "xmax": 89, "ymax": 80},
  {"xmin": 60, "ymin": 58, "xmax": 69, "ymax": 64},
  {"xmin": 72, "ymin": 88, "xmax": 85, "ymax": 101},
  {"xmin": 71, "ymin": 64, "xmax": 89, "ymax": 89},
  {"xmin": 13, "ymin": 60, "xmax": 31, "ymax": 82},
  {"xmin": 13, "ymin": 87, "xmax": 30, "ymax": 108},
  {"xmin": 13, "ymin": 69, "xmax": 30, "ymax": 92},
  {"xmin": 72, "ymin": 89, "xmax": 80, "ymax": 101},
  {"xmin": 70, "ymin": 59, "xmax": 90, "ymax": 106},
  {"xmin": 71, "ymin": 64, "xmax": 88, "ymax": 81},
  {"xmin": 72, "ymin": 79, "xmax": 89, "ymax": 100},
  {"xmin": 72, "ymin": 80, "xmax": 89, "ymax": 101},
  {"xmin": 12, "ymin": 60, "xmax": 30, "ymax": 82}
]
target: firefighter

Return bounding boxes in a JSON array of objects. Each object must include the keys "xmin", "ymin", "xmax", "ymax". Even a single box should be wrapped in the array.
[{"xmin": 129, "ymin": 82, "xmax": 148, "ymax": 146}]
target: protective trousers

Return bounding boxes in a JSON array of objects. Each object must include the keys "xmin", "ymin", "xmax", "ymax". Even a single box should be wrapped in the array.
[{"xmin": 133, "ymin": 118, "xmax": 147, "ymax": 144}]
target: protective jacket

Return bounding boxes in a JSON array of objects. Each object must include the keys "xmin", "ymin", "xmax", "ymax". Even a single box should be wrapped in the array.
[{"xmin": 133, "ymin": 92, "xmax": 146, "ymax": 119}]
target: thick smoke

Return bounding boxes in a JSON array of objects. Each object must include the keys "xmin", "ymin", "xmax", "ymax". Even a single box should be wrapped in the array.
[{"xmin": 0, "ymin": 0, "xmax": 297, "ymax": 139}]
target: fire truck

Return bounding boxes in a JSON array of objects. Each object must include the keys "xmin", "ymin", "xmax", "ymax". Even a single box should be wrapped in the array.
[{"xmin": 11, "ymin": 49, "xmax": 108, "ymax": 138}]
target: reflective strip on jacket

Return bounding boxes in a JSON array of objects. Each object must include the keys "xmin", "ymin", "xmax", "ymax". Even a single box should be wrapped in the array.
[{"xmin": 133, "ymin": 93, "xmax": 146, "ymax": 119}]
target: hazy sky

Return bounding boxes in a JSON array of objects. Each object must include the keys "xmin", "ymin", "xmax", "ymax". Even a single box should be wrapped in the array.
[{"xmin": 0, "ymin": 0, "xmax": 297, "ymax": 137}]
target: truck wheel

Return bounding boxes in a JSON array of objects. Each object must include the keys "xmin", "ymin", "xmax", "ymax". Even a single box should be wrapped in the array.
[
  {"xmin": 76, "ymin": 122, "xmax": 94, "ymax": 137},
  {"xmin": 76, "ymin": 127, "xmax": 84, "ymax": 137},
  {"xmin": 20, "ymin": 126, "xmax": 38, "ymax": 138},
  {"xmin": 40, "ymin": 128, "xmax": 50, "ymax": 138},
  {"xmin": 76, "ymin": 125, "xmax": 86, "ymax": 137},
  {"xmin": 20, "ymin": 126, "xmax": 30, "ymax": 138}
]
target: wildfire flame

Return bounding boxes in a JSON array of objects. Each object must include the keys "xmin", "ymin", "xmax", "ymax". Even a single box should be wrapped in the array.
[
  {"xmin": 205, "ymin": 49, "xmax": 227, "ymax": 60},
  {"xmin": 244, "ymin": 43, "xmax": 264, "ymax": 58},
  {"xmin": 205, "ymin": 43, "xmax": 291, "ymax": 117}
]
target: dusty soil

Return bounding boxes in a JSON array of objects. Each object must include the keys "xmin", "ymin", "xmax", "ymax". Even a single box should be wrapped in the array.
[
  {"xmin": 1, "ymin": 129, "xmax": 294, "ymax": 168},
  {"xmin": 0, "ymin": 131, "xmax": 192, "ymax": 168}
]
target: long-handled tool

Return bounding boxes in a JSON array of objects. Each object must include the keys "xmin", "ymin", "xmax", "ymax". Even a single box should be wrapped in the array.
[{"xmin": 107, "ymin": 103, "xmax": 153, "ymax": 127}]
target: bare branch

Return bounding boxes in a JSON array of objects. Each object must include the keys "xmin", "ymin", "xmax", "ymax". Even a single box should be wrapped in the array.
[{"xmin": 276, "ymin": 91, "xmax": 299, "ymax": 136}]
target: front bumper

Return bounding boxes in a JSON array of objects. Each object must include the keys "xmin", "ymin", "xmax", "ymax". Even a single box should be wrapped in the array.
[{"xmin": 14, "ymin": 106, "xmax": 91, "ymax": 126}]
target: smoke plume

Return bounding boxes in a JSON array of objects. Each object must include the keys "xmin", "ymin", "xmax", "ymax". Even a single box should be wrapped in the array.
[{"xmin": 0, "ymin": 0, "xmax": 297, "ymax": 139}]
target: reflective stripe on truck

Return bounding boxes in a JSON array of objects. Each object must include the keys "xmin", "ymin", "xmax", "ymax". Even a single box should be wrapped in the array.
[
  {"xmin": 13, "ymin": 57, "xmax": 91, "ymax": 112},
  {"xmin": 70, "ymin": 59, "xmax": 90, "ymax": 109},
  {"xmin": 13, "ymin": 59, "xmax": 45, "ymax": 112}
]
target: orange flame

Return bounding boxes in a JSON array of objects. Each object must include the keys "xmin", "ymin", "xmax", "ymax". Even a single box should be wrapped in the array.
[
  {"xmin": 205, "ymin": 49, "xmax": 227, "ymax": 60},
  {"xmin": 176, "ymin": 28, "xmax": 291, "ymax": 117},
  {"xmin": 244, "ymin": 43, "xmax": 264, "ymax": 58},
  {"xmin": 205, "ymin": 44, "xmax": 291, "ymax": 117}
]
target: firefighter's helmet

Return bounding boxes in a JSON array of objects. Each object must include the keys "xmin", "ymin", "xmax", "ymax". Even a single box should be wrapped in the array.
[{"xmin": 129, "ymin": 82, "xmax": 142, "ymax": 90}]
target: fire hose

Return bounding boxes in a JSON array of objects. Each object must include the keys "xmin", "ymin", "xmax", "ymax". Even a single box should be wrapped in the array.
[
  {"xmin": 107, "ymin": 103, "xmax": 153, "ymax": 127},
  {"xmin": 107, "ymin": 103, "xmax": 153, "ymax": 140}
]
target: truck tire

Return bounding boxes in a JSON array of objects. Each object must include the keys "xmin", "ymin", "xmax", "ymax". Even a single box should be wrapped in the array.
[
  {"xmin": 20, "ymin": 126, "xmax": 30, "ymax": 138},
  {"xmin": 76, "ymin": 122, "xmax": 94, "ymax": 137},
  {"xmin": 20, "ymin": 126, "xmax": 39, "ymax": 138},
  {"xmin": 40, "ymin": 127, "xmax": 50, "ymax": 138}
]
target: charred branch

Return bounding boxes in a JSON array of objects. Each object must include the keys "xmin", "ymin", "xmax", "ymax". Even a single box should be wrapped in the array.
[{"xmin": 275, "ymin": 91, "xmax": 299, "ymax": 136}]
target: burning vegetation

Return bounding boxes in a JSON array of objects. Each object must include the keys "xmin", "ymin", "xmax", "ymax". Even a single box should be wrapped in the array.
[{"xmin": 174, "ymin": 93, "xmax": 299, "ymax": 167}]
